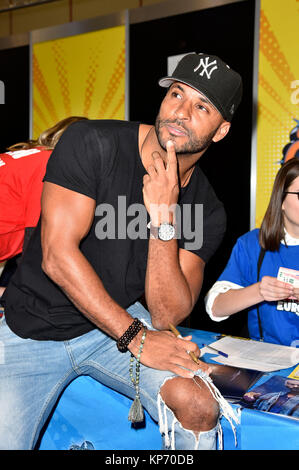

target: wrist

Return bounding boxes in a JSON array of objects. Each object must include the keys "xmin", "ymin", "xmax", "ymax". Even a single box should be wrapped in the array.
[
  {"xmin": 150, "ymin": 222, "xmax": 176, "ymax": 241},
  {"xmin": 128, "ymin": 328, "xmax": 146, "ymax": 356},
  {"xmin": 149, "ymin": 204, "xmax": 177, "ymax": 227},
  {"xmin": 257, "ymin": 281, "xmax": 265, "ymax": 302},
  {"xmin": 117, "ymin": 317, "xmax": 144, "ymax": 353}
]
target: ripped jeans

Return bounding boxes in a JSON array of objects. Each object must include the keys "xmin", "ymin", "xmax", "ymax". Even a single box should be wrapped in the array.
[{"xmin": 0, "ymin": 302, "xmax": 237, "ymax": 450}]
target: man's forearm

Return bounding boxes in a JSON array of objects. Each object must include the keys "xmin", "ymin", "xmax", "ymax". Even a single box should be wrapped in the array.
[
  {"xmin": 42, "ymin": 243, "xmax": 134, "ymax": 340},
  {"xmin": 145, "ymin": 238, "xmax": 194, "ymax": 329},
  {"xmin": 42, "ymin": 243, "xmax": 209, "ymax": 377}
]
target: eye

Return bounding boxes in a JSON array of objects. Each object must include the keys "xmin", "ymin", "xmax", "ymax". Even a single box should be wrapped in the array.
[
  {"xmin": 171, "ymin": 91, "xmax": 182, "ymax": 100},
  {"xmin": 196, "ymin": 103, "xmax": 208, "ymax": 112}
]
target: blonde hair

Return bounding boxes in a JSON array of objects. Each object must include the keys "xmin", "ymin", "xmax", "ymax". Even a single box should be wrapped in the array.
[{"xmin": 7, "ymin": 116, "xmax": 88, "ymax": 151}]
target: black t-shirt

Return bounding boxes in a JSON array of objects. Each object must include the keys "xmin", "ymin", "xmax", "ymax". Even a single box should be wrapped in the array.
[{"xmin": 3, "ymin": 120, "xmax": 226, "ymax": 340}]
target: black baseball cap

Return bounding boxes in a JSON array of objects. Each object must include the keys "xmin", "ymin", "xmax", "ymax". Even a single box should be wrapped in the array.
[{"xmin": 159, "ymin": 53, "xmax": 243, "ymax": 122}]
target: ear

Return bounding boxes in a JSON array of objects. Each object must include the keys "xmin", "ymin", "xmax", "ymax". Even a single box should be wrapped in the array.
[{"xmin": 212, "ymin": 121, "xmax": 231, "ymax": 143}]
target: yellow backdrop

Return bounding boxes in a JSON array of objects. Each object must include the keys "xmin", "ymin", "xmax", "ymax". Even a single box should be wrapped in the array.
[
  {"xmin": 256, "ymin": 0, "xmax": 299, "ymax": 226},
  {"xmin": 32, "ymin": 25, "xmax": 126, "ymax": 138}
]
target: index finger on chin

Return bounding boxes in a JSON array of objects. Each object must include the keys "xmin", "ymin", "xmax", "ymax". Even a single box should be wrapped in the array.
[{"xmin": 166, "ymin": 140, "xmax": 178, "ymax": 171}]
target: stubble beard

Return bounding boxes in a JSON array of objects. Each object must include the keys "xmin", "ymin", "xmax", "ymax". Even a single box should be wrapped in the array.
[{"xmin": 155, "ymin": 115, "xmax": 218, "ymax": 155}]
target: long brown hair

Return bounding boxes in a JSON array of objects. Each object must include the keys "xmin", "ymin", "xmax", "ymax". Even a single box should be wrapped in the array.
[
  {"xmin": 259, "ymin": 158, "xmax": 299, "ymax": 251},
  {"xmin": 7, "ymin": 116, "xmax": 88, "ymax": 151}
]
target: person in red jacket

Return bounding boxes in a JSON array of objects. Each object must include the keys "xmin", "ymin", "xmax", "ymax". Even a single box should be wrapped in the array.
[{"xmin": 0, "ymin": 116, "xmax": 87, "ymax": 298}]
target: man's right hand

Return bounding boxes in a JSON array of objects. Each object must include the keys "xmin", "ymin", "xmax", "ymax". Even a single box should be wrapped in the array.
[{"xmin": 129, "ymin": 328, "xmax": 212, "ymax": 378}]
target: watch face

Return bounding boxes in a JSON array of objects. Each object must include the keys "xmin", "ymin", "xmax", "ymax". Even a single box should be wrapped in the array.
[{"xmin": 158, "ymin": 222, "xmax": 176, "ymax": 241}]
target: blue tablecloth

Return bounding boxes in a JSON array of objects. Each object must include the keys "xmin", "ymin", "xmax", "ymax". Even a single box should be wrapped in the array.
[{"xmin": 39, "ymin": 328, "xmax": 299, "ymax": 450}]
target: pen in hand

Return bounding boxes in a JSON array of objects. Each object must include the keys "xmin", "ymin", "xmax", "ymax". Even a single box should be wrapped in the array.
[
  {"xmin": 202, "ymin": 343, "xmax": 229, "ymax": 358},
  {"xmin": 168, "ymin": 323, "xmax": 200, "ymax": 365}
]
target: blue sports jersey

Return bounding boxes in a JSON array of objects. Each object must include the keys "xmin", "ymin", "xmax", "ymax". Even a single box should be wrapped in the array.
[{"xmin": 218, "ymin": 229, "xmax": 299, "ymax": 346}]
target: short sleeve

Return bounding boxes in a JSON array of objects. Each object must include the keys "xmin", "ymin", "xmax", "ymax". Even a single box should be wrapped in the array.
[
  {"xmin": 178, "ymin": 168, "xmax": 226, "ymax": 263},
  {"xmin": 199, "ymin": 201, "xmax": 226, "ymax": 262},
  {"xmin": 44, "ymin": 121, "xmax": 104, "ymax": 200},
  {"xmin": 218, "ymin": 235, "xmax": 254, "ymax": 287}
]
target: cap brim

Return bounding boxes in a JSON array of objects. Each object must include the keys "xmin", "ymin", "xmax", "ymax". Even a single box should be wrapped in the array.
[{"xmin": 159, "ymin": 77, "xmax": 177, "ymax": 88}]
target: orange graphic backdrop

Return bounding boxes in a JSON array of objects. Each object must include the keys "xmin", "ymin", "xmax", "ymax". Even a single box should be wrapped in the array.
[
  {"xmin": 32, "ymin": 25, "xmax": 126, "ymax": 138},
  {"xmin": 255, "ymin": 0, "xmax": 299, "ymax": 226}
]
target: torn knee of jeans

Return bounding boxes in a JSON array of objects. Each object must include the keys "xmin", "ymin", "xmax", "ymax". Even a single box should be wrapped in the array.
[
  {"xmin": 157, "ymin": 371, "xmax": 240, "ymax": 450},
  {"xmin": 159, "ymin": 374, "xmax": 219, "ymax": 428},
  {"xmin": 157, "ymin": 376, "xmax": 216, "ymax": 450},
  {"xmin": 157, "ymin": 389, "xmax": 220, "ymax": 450},
  {"xmin": 157, "ymin": 376, "xmax": 180, "ymax": 448}
]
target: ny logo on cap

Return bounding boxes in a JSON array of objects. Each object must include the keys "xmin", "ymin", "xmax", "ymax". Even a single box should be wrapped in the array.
[{"xmin": 194, "ymin": 57, "xmax": 218, "ymax": 80}]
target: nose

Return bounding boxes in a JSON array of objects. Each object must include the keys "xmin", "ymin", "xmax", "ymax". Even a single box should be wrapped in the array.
[{"xmin": 174, "ymin": 100, "xmax": 191, "ymax": 120}]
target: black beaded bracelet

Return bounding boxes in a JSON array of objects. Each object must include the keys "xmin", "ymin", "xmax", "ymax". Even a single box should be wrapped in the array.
[{"xmin": 117, "ymin": 318, "xmax": 143, "ymax": 353}]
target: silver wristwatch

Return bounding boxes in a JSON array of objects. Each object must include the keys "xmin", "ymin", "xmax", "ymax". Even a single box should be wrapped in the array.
[{"xmin": 150, "ymin": 222, "xmax": 176, "ymax": 241}]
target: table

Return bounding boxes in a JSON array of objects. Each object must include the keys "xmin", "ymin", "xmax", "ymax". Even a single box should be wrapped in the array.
[{"xmin": 38, "ymin": 327, "xmax": 299, "ymax": 451}]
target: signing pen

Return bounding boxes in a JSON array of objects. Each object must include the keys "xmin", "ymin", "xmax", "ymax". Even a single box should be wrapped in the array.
[
  {"xmin": 202, "ymin": 343, "xmax": 229, "ymax": 358},
  {"xmin": 169, "ymin": 323, "xmax": 200, "ymax": 364}
]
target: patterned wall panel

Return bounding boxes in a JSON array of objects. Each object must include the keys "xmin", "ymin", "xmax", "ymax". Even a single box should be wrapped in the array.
[
  {"xmin": 255, "ymin": 0, "xmax": 299, "ymax": 226},
  {"xmin": 33, "ymin": 25, "xmax": 125, "ymax": 137}
]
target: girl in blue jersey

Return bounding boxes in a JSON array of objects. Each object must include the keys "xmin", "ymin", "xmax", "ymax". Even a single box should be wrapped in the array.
[{"xmin": 205, "ymin": 158, "xmax": 299, "ymax": 346}]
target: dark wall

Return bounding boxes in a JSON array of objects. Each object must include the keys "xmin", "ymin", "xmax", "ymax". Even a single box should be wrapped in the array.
[
  {"xmin": 0, "ymin": 45, "xmax": 30, "ymax": 153},
  {"xmin": 129, "ymin": 0, "xmax": 255, "ymax": 335}
]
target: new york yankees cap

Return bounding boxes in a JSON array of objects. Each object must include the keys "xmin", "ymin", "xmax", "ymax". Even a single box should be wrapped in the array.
[{"xmin": 158, "ymin": 53, "xmax": 243, "ymax": 122}]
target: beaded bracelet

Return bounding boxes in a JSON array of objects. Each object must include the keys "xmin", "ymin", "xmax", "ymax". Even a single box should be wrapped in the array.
[
  {"xmin": 117, "ymin": 317, "xmax": 143, "ymax": 353},
  {"xmin": 128, "ymin": 327, "xmax": 147, "ymax": 424}
]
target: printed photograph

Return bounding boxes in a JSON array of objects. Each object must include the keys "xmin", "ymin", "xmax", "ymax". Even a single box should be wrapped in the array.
[{"xmin": 242, "ymin": 375, "xmax": 299, "ymax": 418}]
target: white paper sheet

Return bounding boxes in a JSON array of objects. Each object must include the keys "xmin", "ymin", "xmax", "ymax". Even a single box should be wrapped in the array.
[{"xmin": 206, "ymin": 336, "xmax": 299, "ymax": 372}]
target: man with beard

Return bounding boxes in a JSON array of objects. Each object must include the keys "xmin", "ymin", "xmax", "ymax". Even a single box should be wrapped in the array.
[
  {"xmin": 1, "ymin": 53, "xmax": 242, "ymax": 450},
  {"xmin": 244, "ymin": 379, "xmax": 299, "ymax": 417}
]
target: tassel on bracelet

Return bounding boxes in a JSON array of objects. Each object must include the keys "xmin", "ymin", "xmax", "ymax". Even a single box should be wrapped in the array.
[{"xmin": 128, "ymin": 327, "xmax": 147, "ymax": 424}]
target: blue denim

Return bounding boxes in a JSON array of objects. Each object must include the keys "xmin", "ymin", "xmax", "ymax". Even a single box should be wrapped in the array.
[{"xmin": 0, "ymin": 302, "xmax": 217, "ymax": 450}]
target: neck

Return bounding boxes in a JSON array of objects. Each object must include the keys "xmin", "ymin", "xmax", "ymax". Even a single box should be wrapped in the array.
[
  {"xmin": 284, "ymin": 222, "xmax": 299, "ymax": 240},
  {"xmin": 139, "ymin": 124, "xmax": 204, "ymax": 186}
]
